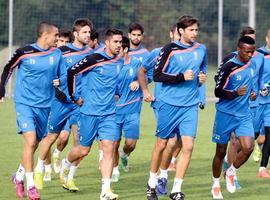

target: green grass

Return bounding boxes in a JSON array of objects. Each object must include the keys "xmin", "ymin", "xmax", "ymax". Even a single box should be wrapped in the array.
[{"xmin": 1, "ymin": 69, "xmax": 270, "ymax": 199}]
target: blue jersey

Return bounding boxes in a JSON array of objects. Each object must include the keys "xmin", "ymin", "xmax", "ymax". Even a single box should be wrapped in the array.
[
  {"xmin": 216, "ymin": 50, "xmax": 264, "ymax": 107},
  {"xmin": 116, "ymin": 58, "xmax": 142, "ymax": 114},
  {"xmin": 215, "ymin": 56, "xmax": 255, "ymax": 116},
  {"xmin": 129, "ymin": 44, "xmax": 149, "ymax": 62},
  {"xmin": 257, "ymin": 46, "xmax": 270, "ymax": 105},
  {"xmin": 0, "ymin": 43, "xmax": 65, "ymax": 108},
  {"xmin": 67, "ymin": 50, "xmax": 124, "ymax": 116},
  {"xmin": 153, "ymin": 41, "xmax": 207, "ymax": 107}
]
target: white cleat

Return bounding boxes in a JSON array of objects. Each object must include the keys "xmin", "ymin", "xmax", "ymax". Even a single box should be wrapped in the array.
[{"xmin": 211, "ymin": 187, "xmax": 223, "ymax": 199}]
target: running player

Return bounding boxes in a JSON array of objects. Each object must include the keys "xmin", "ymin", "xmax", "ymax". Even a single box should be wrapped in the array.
[
  {"xmin": 0, "ymin": 21, "xmax": 63, "ymax": 200},
  {"xmin": 61, "ymin": 28, "xmax": 123, "ymax": 200},
  {"xmin": 34, "ymin": 18, "xmax": 93, "ymax": 191},
  {"xmin": 146, "ymin": 16, "xmax": 207, "ymax": 200},
  {"xmin": 211, "ymin": 36, "xmax": 256, "ymax": 199}
]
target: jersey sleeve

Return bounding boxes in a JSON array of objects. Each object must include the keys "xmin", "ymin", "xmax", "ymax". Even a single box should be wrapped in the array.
[
  {"xmin": 153, "ymin": 43, "xmax": 185, "ymax": 84},
  {"xmin": 214, "ymin": 63, "xmax": 239, "ymax": 100}
]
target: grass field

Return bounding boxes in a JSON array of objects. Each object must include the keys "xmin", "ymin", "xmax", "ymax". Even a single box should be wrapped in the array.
[{"xmin": 1, "ymin": 69, "xmax": 270, "ymax": 200}]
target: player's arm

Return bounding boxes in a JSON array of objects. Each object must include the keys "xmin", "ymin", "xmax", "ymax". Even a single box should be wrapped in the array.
[
  {"xmin": 0, "ymin": 48, "xmax": 23, "ymax": 100},
  {"xmin": 153, "ymin": 44, "xmax": 185, "ymax": 84},
  {"xmin": 138, "ymin": 66, "xmax": 154, "ymax": 102},
  {"xmin": 198, "ymin": 48, "xmax": 207, "ymax": 85},
  {"xmin": 214, "ymin": 63, "xmax": 240, "ymax": 100}
]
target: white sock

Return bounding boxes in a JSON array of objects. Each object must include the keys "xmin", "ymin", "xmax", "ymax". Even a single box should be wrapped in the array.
[
  {"xmin": 99, "ymin": 150, "xmax": 103, "ymax": 162},
  {"xmin": 53, "ymin": 148, "xmax": 61, "ymax": 157},
  {"xmin": 60, "ymin": 158, "xmax": 72, "ymax": 174},
  {"xmin": 101, "ymin": 178, "xmax": 111, "ymax": 194},
  {"xmin": 259, "ymin": 167, "xmax": 266, "ymax": 172},
  {"xmin": 35, "ymin": 158, "xmax": 45, "ymax": 173},
  {"xmin": 68, "ymin": 164, "xmax": 78, "ymax": 181},
  {"xmin": 227, "ymin": 164, "xmax": 236, "ymax": 175},
  {"xmin": 119, "ymin": 148, "xmax": 128, "ymax": 158},
  {"xmin": 15, "ymin": 164, "xmax": 25, "ymax": 182},
  {"xmin": 159, "ymin": 168, "xmax": 168, "ymax": 179},
  {"xmin": 25, "ymin": 172, "xmax": 35, "ymax": 190},
  {"xmin": 113, "ymin": 166, "xmax": 120, "ymax": 174},
  {"xmin": 171, "ymin": 157, "xmax": 177, "ymax": 164},
  {"xmin": 212, "ymin": 177, "xmax": 220, "ymax": 188},
  {"xmin": 44, "ymin": 164, "xmax": 52, "ymax": 173},
  {"xmin": 148, "ymin": 172, "xmax": 157, "ymax": 189},
  {"xmin": 171, "ymin": 178, "xmax": 183, "ymax": 193},
  {"xmin": 224, "ymin": 154, "xmax": 228, "ymax": 162}
]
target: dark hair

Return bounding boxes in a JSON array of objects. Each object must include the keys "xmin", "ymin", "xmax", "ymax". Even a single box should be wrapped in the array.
[
  {"xmin": 240, "ymin": 26, "xmax": 255, "ymax": 37},
  {"xmin": 170, "ymin": 24, "xmax": 177, "ymax": 33},
  {"xmin": 128, "ymin": 23, "xmax": 144, "ymax": 34},
  {"xmin": 90, "ymin": 29, "xmax": 99, "ymax": 40},
  {"xmin": 37, "ymin": 21, "xmax": 58, "ymax": 37},
  {"xmin": 105, "ymin": 28, "xmax": 123, "ymax": 40},
  {"xmin": 177, "ymin": 15, "xmax": 200, "ymax": 30},
  {"xmin": 72, "ymin": 18, "xmax": 93, "ymax": 32},
  {"xmin": 237, "ymin": 36, "xmax": 255, "ymax": 47},
  {"xmin": 122, "ymin": 36, "xmax": 130, "ymax": 50},
  {"xmin": 59, "ymin": 29, "xmax": 72, "ymax": 42}
]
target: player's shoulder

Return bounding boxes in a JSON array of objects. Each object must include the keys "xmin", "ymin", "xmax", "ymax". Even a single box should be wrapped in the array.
[
  {"xmin": 16, "ymin": 44, "xmax": 39, "ymax": 56},
  {"xmin": 196, "ymin": 42, "xmax": 206, "ymax": 51},
  {"xmin": 58, "ymin": 45, "xmax": 77, "ymax": 55}
]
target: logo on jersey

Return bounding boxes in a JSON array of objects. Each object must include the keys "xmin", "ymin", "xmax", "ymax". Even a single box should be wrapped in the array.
[
  {"xmin": 66, "ymin": 58, "xmax": 72, "ymax": 64},
  {"xmin": 22, "ymin": 123, "xmax": 27, "ymax": 128},
  {"xmin": 49, "ymin": 56, "xmax": 54, "ymax": 65},
  {"xmin": 250, "ymin": 68, "xmax": 254, "ymax": 77},
  {"xmin": 129, "ymin": 68, "xmax": 134, "ymax": 76},
  {"xmin": 29, "ymin": 58, "xmax": 36, "ymax": 65},
  {"xmin": 236, "ymin": 75, "xmax": 242, "ymax": 81},
  {"xmin": 193, "ymin": 51, "xmax": 198, "ymax": 60},
  {"xmin": 117, "ymin": 65, "xmax": 121, "ymax": 74}
]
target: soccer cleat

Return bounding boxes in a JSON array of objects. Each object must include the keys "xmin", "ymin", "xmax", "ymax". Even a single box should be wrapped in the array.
[
  {"xmin": 234, "ymin": 175, "xmax": 241, "ymax": 190},
  {"xmin": 253, "ymin": 143, "xmax": 262, "ymax": 163},
  {"xmin": 257, "ymin": 168, "xmax": 270, "ymax": 178},
  {"xmin": 146, "ymin": 184, "xmax": 158, "ymax": 200},
  {"xmin": 28, "ymin": 186, "xmax": 40, "ymax": 200},
  {"xmin": 53, "ymin": 153, "xmax": 61, "ymax": 173},
  {"xmin": 43, "ymin": 171, "xmax": 52, "ymax": 182},
  {"xmin": 62, "ymin": 179, "xmax": 79, "ymax": 192},
  {"xmin": 11, "ymin": 174, "xmax": 26, "ymax": 198},
  {"xmin": 111, "ymin": 172, "xmax": 120, "ymax": 183},
  {"xmin": 211, "ymin": 187, "xmax": 223, "ymax": 199},
  {"xmin": 169, "ymin": 192, "xmax": 185, "ymax": 200},
  {"xmin": 34, "ymin": 172, "xmax": 43, "ymax": 190},
  {"xmin": 100, "ymin": 189, "xmax": 118, "ymax": 200},
  {"xmin": 120, "ymin": 156, "xmax": 129, "ymax": 172},
  {"xmin": 168, "ymin": 162, "xmax": 176, "ymax": 172},
  {"xmin": 156, "ymin": 177, "xmax": 168, "ymax": 195},
  {"xmin": 225, "ymin": 169, "xmax": 236, "ymax": 193}
]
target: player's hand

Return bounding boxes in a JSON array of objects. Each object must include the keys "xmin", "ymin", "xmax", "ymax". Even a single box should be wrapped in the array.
[
  {"xmin": 75, "ymin": 97, "xmax": 84, "ymax": 106},
  {"xmin": 237, "ymin": 86, "xmax": 247, "ymax": 96},
  {"xmin": 53, "ymin": 79, "xmax": 60, "ymax": 87},
  {"xmin": 198, "ymin": 71, "xmax": 207, "ymax": 84},
  {"xmin": 250, "ymin": 91, "xmax": 257, "ymax": 101},
  {"xmin": 260, "ymin": 88, "xmax": 269, "ymax": 97},
  {"xmin": 0, "ymin": 87, "xmax": 5, "ymax": 103},
  {"xmin": 143, "ymin": 89, "xmax": 155, "ymax": 102},
  {"xmin": 184, "ymin": 70, "xmax": 194, "ymax": 81},
  {"xmin": 129, "ymin": 81, "xmax": 139, "ymax": 91},
  {"xmin": 0, "ymin": 97, "xmax": 4, "ymax": 103}
]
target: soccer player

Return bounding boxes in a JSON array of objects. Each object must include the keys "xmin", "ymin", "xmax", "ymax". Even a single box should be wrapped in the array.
[
  {"xmin": 61, "ymin": 28, "xmax": 123, "ymax": 200},
  {"xmin": 211, "ymin": 36, "xmax": 256, "ymax": 199},
  {"xmin": 56, "ymin": 29, "xmax": 73, "ymax": 47},
  {"xmin": 88, "ymin": 29, "xmax": 105, "ymax": 52},
  {"xmin": 34, "ymin": 18, "xmax": 93, "ymax": 191},
  {"xmin": 146, "ymin": 16, "xmax": 207, "ymax": 200},
  {"xmin": 128, "ymin": 23, "xmax": 149, "ymax": 62},
  {"xmin": 42, "ymin": 28, "xmax": 73, "ymax": 181},
  {"xmin": 256, "ymin": 28, "xmax": 270, "ymax": 178},
  {"xmin": 0, "ymin": 21, "xmax": 63, "ymax": 200},
  {"xmin": 110, "ymin": 36, "xmax": 142, "ymax": 182}
]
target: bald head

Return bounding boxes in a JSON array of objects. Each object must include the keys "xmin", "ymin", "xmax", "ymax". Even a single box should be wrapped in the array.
[{"xmin": 37, "ymin": 22, "xmax": 58, "ymax": 37}]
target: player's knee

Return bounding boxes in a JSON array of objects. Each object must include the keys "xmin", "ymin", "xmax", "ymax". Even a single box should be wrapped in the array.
[
  {"xmin": 126, "ymin": 141, "xmax": 136, "ymax": 151},
  {"xmin": 156, "ymin": 139, "xmax": 168, "ymax": 151},
  {"xmin": 80, "ymin": 147, "xmax": 90, "ymax": 157},
  {"xmin": 242, "ymin": 143, "xmax": 254, "ymax": 155}
]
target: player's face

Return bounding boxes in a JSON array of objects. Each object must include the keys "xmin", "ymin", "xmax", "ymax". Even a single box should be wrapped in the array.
[
  {"xmin": 179, "ymin": 23, "xmax": 198, "ymax": 44},
  {"xmin": 237, "ymin": 43, "xmax": 255, "ymax": 62},
  {"xmin": 76, "ymin": 25, "xmax": 91, "ymax": 45},
  {"xmin": 46, "ymin": 27, "xmax": 59, "ymax": 47},
  {"xmin": 56, "ymin": 36, "xmax": 70, "ymax": 47},
  {"xmin": 128, "ymin": 30, "xmax": 143, "ymax": 47},
  {"xmin": 106, "ymin": 35, "xmax": 122, "ymax": 55},
  {"xmin": 88, "ymin": 38, "xmax": 98, "ymax": 49}
]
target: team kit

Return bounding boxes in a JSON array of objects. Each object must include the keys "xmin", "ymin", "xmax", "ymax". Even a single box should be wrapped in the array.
[{"xmin": 0, "ymin": 15, "xmax": 269, "ymax": 200}]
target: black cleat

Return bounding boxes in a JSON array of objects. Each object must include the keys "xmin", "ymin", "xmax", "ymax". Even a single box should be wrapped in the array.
[
  {"xmin": 146, "ymin": 184, "xmax": 158, "ymax": 200},
  {"xmin": 170, "ymin": 192, "xmax": 185, "ymax": 200}
]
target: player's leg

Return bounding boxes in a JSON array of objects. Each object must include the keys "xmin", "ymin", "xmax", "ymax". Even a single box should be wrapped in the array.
[
  {"xmin": 168, "ymin": 143, "xmax": 181, "ymax": 172},
  {"xmin": 43, "ymin": 150, "xmax": 52, "ymax": 182},
  {"xmin": 111, "ymin": 140, "xmax": 121, "ymax": 182}
]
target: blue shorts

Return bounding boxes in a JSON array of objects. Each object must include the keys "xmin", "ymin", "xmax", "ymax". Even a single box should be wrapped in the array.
[
  {"xmin": 212, "ymin": 111, "xmax": 254, "ymax": 144},
  {"xmin": 47, "ymin": 99, "xmax": 79, "ymax": 133},
  {"xmin": 251, "ymin": 105, "xmax": 263, "ymax": 134},
  {"xmin": 156, "ymin": 102, "xmax": 198, "ymax": 139},
  {"xmin": 151, "ymin": 100, "xmax": 159, "ymax": 120},
  {"xmin": 62, "ymin": 112, "xmax": 80, "ymax": 132},
  {"xmin": 116, "ymin": 112, "xmax": 140, "ymax": 140},
  {"xmin": 78, "ymin": 113, "xmax": 118, "ymax": 147},
  {"xmin": 15, "ymin": 103, "xmax": 50, "ymax": 141}
]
